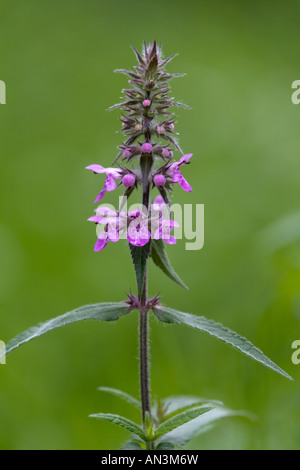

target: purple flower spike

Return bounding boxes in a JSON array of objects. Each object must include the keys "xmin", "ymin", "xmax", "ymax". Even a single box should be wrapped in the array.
[
  {"xmin": 154, "ymin": 174, "xmax": 166, "ymax": 186},
  {"xmin": 123, "ymin": 174, "xmax": 135, "ymax": 187},
  {"xmin": 86, "ymin": 164, "xmax": 123, "ymax": 202},
  {"xmin": 142, "ymin": 99, "xmax": 151, "ymax": 107},
  {"xmin": 166, "ymin": 153, "xmax": 193, "ymax": 192},
  {"xmin": 142, "ymin": 143, "xmax": 152, "ymax": 153}
]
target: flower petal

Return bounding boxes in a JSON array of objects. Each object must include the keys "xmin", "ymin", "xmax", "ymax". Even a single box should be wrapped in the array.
[
  {"xmin": 105, "ymin": 174, "xmax": 118, "ymax": 192},
  {"xmin": 86, "ymin": 164, "xmax": 107, "ymax": 174},
  {"xmin": 88, "ymin": 215, "xmax": 106, "ymax": 224},
  {"xmin": 95, "ymin": 206, "xmax": 116, "ymax": 216},
  {"xmin": 94, "ymin": 188, "xmax": 106, "ymax": 203},
  {"xmin": 178, "ymin": 153, "xmax": 192, "ymax": 166},
  {"xmin": 179, "ymin": 174, "xmax": 192, "ymax": 192},
  {"xmin": 127, "ymin": 217, "xmax": 151, "ymax": 246},
  {"xmin": 94, "ymin": 233, "xmax": 109, "ymax": 251},
  {"xmin": 163, "ymin": 235, "xmax": 177, "ymax": 245},
  {"xmin": 172, "ymin": 167, "xmax": 181, "ymax": 183},
  {"xmin": 107, "ymin": 220, "xmax": 120, "ymax": 242}
]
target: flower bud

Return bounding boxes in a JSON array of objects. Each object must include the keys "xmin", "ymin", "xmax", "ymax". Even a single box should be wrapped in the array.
[
  {"xmin": 162, "ymin": 148, "xmax": 170, "ymax": 158},
  {"xmin": 142, "ymin": 143, "xmax": 153, "ymax": 153},
  {"xmin": 169, "ymin": 123, "xmax": 174, "ymax": 131},
  {"xmin": 135, "ymin": 123, "xmax": 143, "ymax": 132},
  {"xmin": 123, "ymin": 148, "xmax": 131, "ymax": 159},
  {"xmin": 142, "ymin": 99, "xmax": 151, "ymax": 107},
  {"xmin": 122, "ymin": 174, "xmax": 135, "ymax": 187},
  {"xmin": 157, "ymin": 126, "xmax": 165, "ymax": 134},
  {"xmin": 154, "ymin": 174, "xmax": 166, "ymax": 186}
]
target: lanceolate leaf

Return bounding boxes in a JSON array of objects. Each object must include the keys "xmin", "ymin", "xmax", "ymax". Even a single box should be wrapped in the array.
[
  {"xmin": 97, "ymin": 386, "xmax": 141, "ymax": 409},
  {"xmin": 161, "ymin": 406, "xmax": 251, "ymax": 447},
  {"xmin": 5, "ymin": 303, "xmax": 128, "ymax": 355},
  {"xmin": 129, "ymin": 242, "xmax": 151, "ymax": 298},
  {"xmin": 89, "ymin": 413, "xmax": 145, "ymax": 440},
  {"xmin": 151, "ymin": 239, "xmax": 188, "ymax": 290},
  {"xmin": 153, "ymin": 405, "xmax": 213, "ymax": 441},
  {"xmin": 120, "ymin": 440, "xmax": 144, "ymax": 450},
  {"xmin": 160, "ymin": 395, "xmax": 222, "ymax": 418},
  {"xmin": 153, "ymin": 306, "xmax": 293, "ymax": 381},
  {"xmin": 155, "ymin": 441, "xmax": 176, "ymax": 450}
]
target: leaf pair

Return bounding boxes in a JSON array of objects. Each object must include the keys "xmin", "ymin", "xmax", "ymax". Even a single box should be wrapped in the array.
[
  {"xmin": 91, "ymin": 387, "xmax": 251, "ymax": 449},
  {"xmin": 2, "ymin": 302, "xmax": 293, "ymax": 382}
]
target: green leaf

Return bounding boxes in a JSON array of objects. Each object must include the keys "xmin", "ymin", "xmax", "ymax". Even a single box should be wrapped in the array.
[
  {"xmin": 153, "ymin": 306, "xmax": 294, "ymax": 381},
  {"xmin": 97, "ymin": 386, "xmax": 141, "ymax": 409},
  {"xmin": 161, "ymin": 395, "xmax": 222, "ymax": 418},
  {"xmin": 120, "ymin": 440, "xmax": 144, "ymax": 450},
  {"xmin": 89, "ymin": 413, "xmax": 145, "ymax": 440},
  {"xmin": 5, "ymin": 302, "xmax": 128, "ymax": 355},
  {"xmin": 153, "ymin": 405, "xmax": 213, "ymax": 441},
  {"xmin": 161, "ymin": 401, "xmax": 219, "ymax": 423},
  {"xmin": 162, "ymin": 406, "xmax": 251, "ymax": 447},
  {"xmin": 155, "ymin": 441, "xmax": 176, "ymax": 450},
  {"xmin": 129, "ymin": 242, "xmax": 151, "ymax": 298},
  {"xmin": 151, "ymin": 239, "xmax": 188, "ymax": 290},
  {"xmin": 144, "ymin": 411, "xmax": 155, "ymax": 441}
]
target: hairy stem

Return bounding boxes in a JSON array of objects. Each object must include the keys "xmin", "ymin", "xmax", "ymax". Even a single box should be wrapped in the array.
[
  {"xmin": 138, "ymin": 154, "xmax": 152, "ymax": 426},
  {"xmin": 139, "ymin": 297, "xmax": 151, "ymax": 424}
]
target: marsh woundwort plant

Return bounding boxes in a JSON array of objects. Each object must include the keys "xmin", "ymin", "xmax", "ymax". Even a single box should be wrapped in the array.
[{"xmin": 2, "ymin": 42, "xmax": 293, "ymax": 450}]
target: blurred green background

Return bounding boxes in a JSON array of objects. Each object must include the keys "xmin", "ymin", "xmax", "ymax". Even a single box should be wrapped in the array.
[{"xmin": 1, "ymin": 0, "xmax": 300, "ymax": 450}]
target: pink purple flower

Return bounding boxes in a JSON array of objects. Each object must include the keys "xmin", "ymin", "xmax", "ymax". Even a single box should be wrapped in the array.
[
  {"xmin": 123, "ymin": 149, "xmax": 132, "ymax": 159},
  {"xmin": 122, "ymin": 174, "xmax": 135, "ymax": 187},
  {"xmin": 127, "ymin": 211, "xmax": 151, "ymax": 247},
  {"xmin": 166, "ymin": 154, "xmax": 192, "ymax": 192},
  {"xmin": 154, "ymin": 174, "xmax": 166, "ymax": 186},
  {"xmin": 142, "ymin": 143, "xmax": 152, "ymax": 153},
  {"xmin": 157, "ymin": 126, "xmax": 165, "ymax": 134},
  {"xmin": 88, "ymin": 209, "xmax": 121, "ymax": 251},
  {"xmin": 86, "ymin": 164, "xmax": 123, "ymax": 203},
  {"xmin": 153, "ymin": 218, "xmax": 179, "ymax": 245},
  {"xmin": 142, "ymin": 99, "xmax": 151, "ymax": 107},
  {"xmin": 151, "ymin": 196, "xmax": 179, "ymax": 245},
  {"xmin": 161, "ymin": 148, "xmax": 170, "ymax": 158}
]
